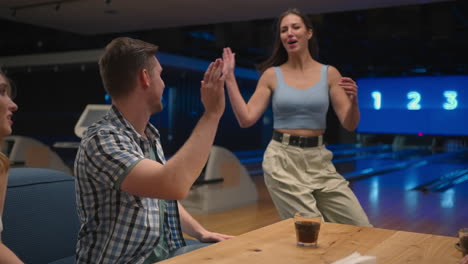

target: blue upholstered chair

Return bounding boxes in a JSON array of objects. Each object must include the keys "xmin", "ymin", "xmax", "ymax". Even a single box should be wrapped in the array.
[{"xmin": 2, "ymin": 168, "xmax": 79, "ymax": 264}]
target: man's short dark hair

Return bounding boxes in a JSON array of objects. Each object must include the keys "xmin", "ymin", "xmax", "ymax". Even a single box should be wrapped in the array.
[{"xmin": 99, "ymin": 37, "xmax": 158, "ymax": 99}]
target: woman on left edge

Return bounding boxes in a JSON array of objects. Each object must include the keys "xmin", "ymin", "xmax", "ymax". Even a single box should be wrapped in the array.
[{"xmin": 0, "ymin": 71, "xmax": 23, "ymax": 264}]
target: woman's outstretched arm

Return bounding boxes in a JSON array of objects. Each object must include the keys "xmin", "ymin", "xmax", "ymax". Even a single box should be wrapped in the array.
[{"xmin": 223, "ymin": 47, "xmax": 274, "ymax": 128}]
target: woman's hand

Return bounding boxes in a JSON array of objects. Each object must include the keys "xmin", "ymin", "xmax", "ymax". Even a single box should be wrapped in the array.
[
  {"xmin": 339, "ymin": 77, "xmax": 358, "ymax": 103},
  {"xmin": 222, "ymin": 47, "xmax": 236, "ymax": 76}
]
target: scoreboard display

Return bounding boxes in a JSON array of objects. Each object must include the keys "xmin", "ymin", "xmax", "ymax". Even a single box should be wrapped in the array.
[{"xmin": 357, "ymin": 75, "xmax": 468, "ymax": 136}]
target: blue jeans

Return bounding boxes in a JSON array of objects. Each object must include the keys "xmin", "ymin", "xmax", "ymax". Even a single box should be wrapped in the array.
[{"xmin": 168, "ymin": 239, "xmax": 212, "ymax": 258}]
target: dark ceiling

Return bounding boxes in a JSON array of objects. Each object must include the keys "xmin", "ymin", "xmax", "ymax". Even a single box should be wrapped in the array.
[
  {"xmin": 0, "ymin": 0, "xmax": 452, "ymax": 34},
  {"xmin": 0, "ymin": 1, "xmax": 466, "ymax": 78}
]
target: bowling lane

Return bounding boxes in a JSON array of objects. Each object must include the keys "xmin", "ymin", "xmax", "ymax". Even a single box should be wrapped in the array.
[{"xmin": 350, "ymin": 151, "xmax": 468, "ymax": 237}]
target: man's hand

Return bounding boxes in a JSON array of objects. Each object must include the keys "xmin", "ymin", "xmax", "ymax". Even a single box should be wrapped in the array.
[
  {"xmin": 201, "ymin": 58, "xmax": 225, "ymax": 119},
  {"xmin": 197, "ymin": 231, "xmax": 234, "ymax": 243}
]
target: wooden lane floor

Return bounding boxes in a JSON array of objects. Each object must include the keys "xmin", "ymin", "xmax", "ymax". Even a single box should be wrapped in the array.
[
  {"xmin": 187, "ymin": 149, "xmax": 468, "ymax": 240},
  {"xmin": 352, "ymin": 158, "xmax": 468, "ymax": 237}
]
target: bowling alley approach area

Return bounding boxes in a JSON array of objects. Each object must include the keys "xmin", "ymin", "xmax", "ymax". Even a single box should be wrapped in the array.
[{"xmin": 188, "ymin": 135, "xmax": 468, "ymax": 238}]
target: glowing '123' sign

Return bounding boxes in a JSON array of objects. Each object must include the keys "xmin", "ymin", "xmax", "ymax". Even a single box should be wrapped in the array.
[{"xmin": 370, "ymin": 91, "xmax": 458, "ymax": 111}]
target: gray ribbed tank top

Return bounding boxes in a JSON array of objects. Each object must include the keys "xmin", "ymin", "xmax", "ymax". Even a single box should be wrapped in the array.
[{"xmin": 272, "ymin": 65, "xmax": 329, "ymax": 129}]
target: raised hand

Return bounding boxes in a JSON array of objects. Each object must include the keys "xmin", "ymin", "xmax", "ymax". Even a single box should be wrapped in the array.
[
  {"xmin": 339, "ymin": 77, "xmax": 358, "ymax": 102},
  {"xmin": 201, "ymin": 58, "xmax": 225, "ymax": 119},
  {"xmin": 222, "ymin": 47, "xmax": 236, "ymax": 76}
]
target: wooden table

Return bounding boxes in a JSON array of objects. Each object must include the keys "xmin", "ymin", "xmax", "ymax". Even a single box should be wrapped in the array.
[{"xmin": 158, "ymin": 219, "xmax": 462, "ymax": 264}]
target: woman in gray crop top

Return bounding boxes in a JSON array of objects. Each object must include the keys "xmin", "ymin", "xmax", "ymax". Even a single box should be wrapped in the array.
[
  {"xmin": 222, "ymin": 8, "xmax": 371, "ymax": 227},
  {"xmin": 0, "ymin": 71, "xmax": 23, "ymax": 263}
]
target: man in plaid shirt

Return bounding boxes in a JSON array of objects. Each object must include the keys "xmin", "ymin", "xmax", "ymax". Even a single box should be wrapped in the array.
[{"xmin": 74, "ymin": 37, "xmax": 232, "ymax": 264}]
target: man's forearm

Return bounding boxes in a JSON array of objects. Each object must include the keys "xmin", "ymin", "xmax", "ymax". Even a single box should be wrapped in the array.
[
  {"xmin": 0, "ymin": 243, "xmax": 23, "ymax": 264},
  {"xmin": 178, "ymin": 202, "xmax": 206, "ymax": 239},
  {"xmin": 163, "ymin": 113, "xmax": 221, "ymax": 197}
]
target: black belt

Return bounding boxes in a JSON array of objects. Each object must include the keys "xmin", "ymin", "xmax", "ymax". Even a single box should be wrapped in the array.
[{"xmin": 272, "ymin": 130, "xmax": 322, "ymax": 148}]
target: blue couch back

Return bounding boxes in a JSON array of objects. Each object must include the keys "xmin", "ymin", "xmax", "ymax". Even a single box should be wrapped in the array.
[{"xmin": 3, "ymin": 168, "xmax": 79, "ymax": 264}]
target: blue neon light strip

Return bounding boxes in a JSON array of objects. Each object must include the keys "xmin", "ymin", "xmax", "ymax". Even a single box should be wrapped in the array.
[{"xmin": 157, "ymin": 52, "xmax": 259, "ymax": 80}]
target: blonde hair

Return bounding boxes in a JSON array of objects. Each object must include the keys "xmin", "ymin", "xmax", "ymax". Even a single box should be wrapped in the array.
[{"xmin": 0, "ymin": 153, "xmax": 9, "ymax": 174}]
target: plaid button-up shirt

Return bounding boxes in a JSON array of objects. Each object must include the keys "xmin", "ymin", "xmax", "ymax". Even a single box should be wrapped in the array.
[{"xmin": 74, "ymin": 106, "xmax": 185, "ymax": 264}]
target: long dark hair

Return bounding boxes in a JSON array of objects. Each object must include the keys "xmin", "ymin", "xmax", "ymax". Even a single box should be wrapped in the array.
[
  {"xmin": 0, "ymin": 71, "xmax": 16, "ymax": 99},
  {"xmin": 257, "ymin": 8, "xmax": 319, "ymax": 74}
]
